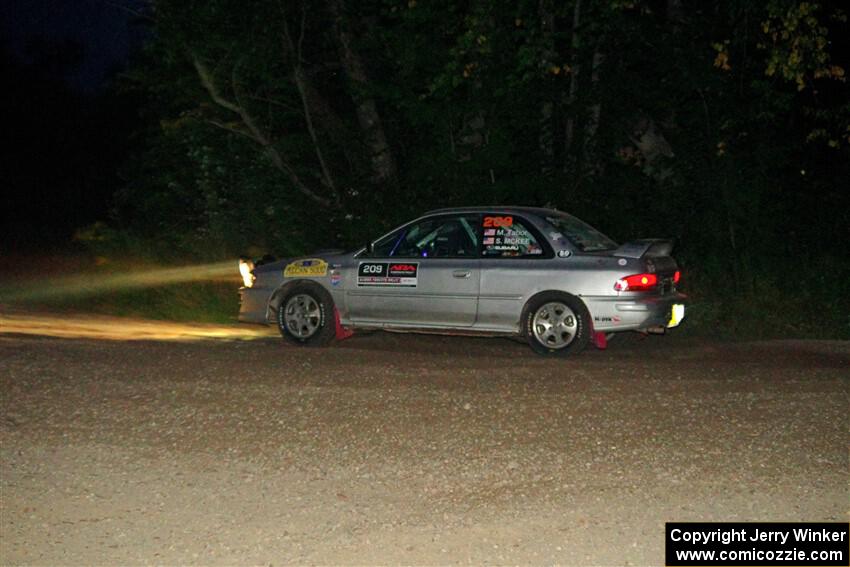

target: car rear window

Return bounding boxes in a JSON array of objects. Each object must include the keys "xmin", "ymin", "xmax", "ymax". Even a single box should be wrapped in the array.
[{"xmin": 545, "ymin": 212, "xmax": 617, "ymax": 252}]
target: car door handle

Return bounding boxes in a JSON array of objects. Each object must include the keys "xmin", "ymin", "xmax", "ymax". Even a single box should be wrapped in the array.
[{"xmin": 452, "ymin": 270, "xmax": 471, "ymax": 279}]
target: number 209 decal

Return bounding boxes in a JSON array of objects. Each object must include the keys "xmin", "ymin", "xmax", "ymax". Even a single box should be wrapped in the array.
[
  {"xmin": 357, "ymin": 262, "xmax": 418, "ymax": 287},
  {"xmin": 361, "ymin": 263, "xmax": 384, "ymax": 274},
  {"xmin": 483, "ymin": 216, "xmax": 513, "ymax": 228}
]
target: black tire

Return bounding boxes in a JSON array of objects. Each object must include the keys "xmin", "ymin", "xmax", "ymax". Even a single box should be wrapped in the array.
[
  {"xmin": 522, "ymin": 292, "xmax": 591, "ymax": 356},
  {"xmin": 277, "ymin": 284, "xmax": 336, "ymax": 347}
]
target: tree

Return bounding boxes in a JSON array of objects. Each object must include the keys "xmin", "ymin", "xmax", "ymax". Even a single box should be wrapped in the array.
[{"xmin": 116, "ymin": 0, "xmax": 848, "ymax": 292}]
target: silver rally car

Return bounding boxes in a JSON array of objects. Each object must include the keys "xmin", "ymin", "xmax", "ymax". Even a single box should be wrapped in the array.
[{"xmin": 238, "ymin": 207, "xmax": 686, "ymax": 356}]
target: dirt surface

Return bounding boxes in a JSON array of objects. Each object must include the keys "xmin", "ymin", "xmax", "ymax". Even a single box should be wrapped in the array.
[
  {"xmin": 0, "ymin": 311, "xmax": 276, "ymax": 342},
  {"xmin": 1, "ymin": 322, "xmax": 848, "ymax": 565}
]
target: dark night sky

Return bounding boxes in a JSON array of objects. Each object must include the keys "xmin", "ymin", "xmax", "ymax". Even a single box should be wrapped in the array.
[
  {"xmin": 1, "ymin": 0, "xmax": 148, "ymax": 252},
  {"xmin": 1, "ymin": 0, "xmax": 146, "ymax": 92}
]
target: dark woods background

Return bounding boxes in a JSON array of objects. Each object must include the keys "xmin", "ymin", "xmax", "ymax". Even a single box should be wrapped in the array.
[{"xmin": 3, "ymin": 0, "xmax": 849, "ymax": 336}]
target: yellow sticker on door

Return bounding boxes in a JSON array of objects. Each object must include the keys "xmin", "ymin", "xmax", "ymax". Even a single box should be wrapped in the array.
[{"xmin": 284, "ymin": 258, "xmax": 328, "ymax": 278}]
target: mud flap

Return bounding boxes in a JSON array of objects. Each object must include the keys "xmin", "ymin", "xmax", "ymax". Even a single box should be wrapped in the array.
[
  {"xmin": 592, "ymin": 331, "xmax": 608, "ymax": 350},
  {"xmin": 334, "ymin": 307, "xmax": 354, "ymax": 340}
]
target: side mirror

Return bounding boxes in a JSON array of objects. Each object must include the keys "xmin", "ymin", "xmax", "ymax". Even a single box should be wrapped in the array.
[{"xmin": 364, "ymin": 241, "xmax": 374, "ymax": 256}]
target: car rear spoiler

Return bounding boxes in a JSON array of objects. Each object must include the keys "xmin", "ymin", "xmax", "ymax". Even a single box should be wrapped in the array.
[{"xmin": 613, "ymin": 239, "xmax": 674, "ymax": 258}]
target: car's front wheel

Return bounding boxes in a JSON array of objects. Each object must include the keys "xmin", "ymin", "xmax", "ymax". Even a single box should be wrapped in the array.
[
  {"xmin": 277, "ymin": 284, "xmax": 335, "ymax": 347},
  {"xmin": 523, "ymin": 292, "xmax": 590, "ymax": 356}
]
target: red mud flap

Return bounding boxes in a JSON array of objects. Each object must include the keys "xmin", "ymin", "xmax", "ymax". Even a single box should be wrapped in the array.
[
  {"xmin": 334, "ymin": 307, "xmax": 354, "ymax": 340},
  {"xmin": 592, "ymin": 331, "xmax": 608, "ymax": 350}
]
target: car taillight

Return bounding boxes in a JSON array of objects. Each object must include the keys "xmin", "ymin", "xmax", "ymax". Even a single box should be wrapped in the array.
[
  {"xmin": 614, "ymin": 273, "xmax": 658, "ymax": 292},
  {"xmin": 673, "ymin": 270, "xmax": 681, "ymax": 284}
]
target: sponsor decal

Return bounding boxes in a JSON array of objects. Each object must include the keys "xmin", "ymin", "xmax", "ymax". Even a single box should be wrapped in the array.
[
  {"xmin": 618, "ymin": 258, "xmax": 627, "ymax": 266},
  {"xmin": 284, "ymin": 258, "xmax": 328, "ymax": 277},
  {"xmin": 330, "ymin": 272, "xmax": 343, "ymax": 287},
  {"xmin": 357, "ymin": 262, "xmax": 418, "ymax": 287},
  {"xmin": 482, "ymin": 224, "xmax": 530, "ymax": 251},
  {"xmin": 557, "ymin": 249, "xmax": 572, "ymax": 258},
  {"xmin": 389, "ymin": 263, "xmax": 417, "ymax": 274},
  {"xmin": 500, "ymin": 236, "xmax": 529, "ymax": 245},
  {"xmin": 550, "ymin": 232, "xmax": 564, "ymax": 240},
  {"xmin": 594, "ymin": 315, "xmax": 622, "ymax": 323}
]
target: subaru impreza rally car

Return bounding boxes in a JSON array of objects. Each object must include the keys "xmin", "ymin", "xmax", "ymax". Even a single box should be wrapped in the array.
[{"xmin": 238, "ymin": 207, "xmax": 686, "ymax": 356}]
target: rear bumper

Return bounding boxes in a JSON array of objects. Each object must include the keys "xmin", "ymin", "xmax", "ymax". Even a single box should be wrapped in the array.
[{"xmin": 584, "ymin": 292, "xmax": 687, "ymax": 332}]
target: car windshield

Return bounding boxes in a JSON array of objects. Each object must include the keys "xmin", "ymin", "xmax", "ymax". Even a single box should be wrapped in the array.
[{"xmin": 545, "ymin": 212, "xmax": 618, "ymax": 252}]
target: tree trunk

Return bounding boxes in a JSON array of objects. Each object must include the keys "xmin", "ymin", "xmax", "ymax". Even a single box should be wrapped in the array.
[
  {"xmin": 192, "ymin": 57, "xmax": 336, "ymax": 208},
  {"xmin": 292, "ymin": 66, "xmax": 337, "ymax": 194},
  {"xmin": 282, "ymin": 8, "xmax": 338, "ymax": 196},
  {"xmin": 583, "ymin": 48, "xmax": 604, "ymax": 173},
  {"xmin": 538, "ymin": 0, "xmax": 556, "ymax": 175},
  {"xmin": 297, "ymin": 72, "xmax": 360, "ymax": 174},
  {"xmin": 667, "ymin": 0, "xmax": 685, "ymax": 27},
  {"xmin": 327, "ymin": 0, "xmax": 398, "ymax": 188},
  {"xmin": 564, "ymin": 0, "xmax": 582, "ymax": 166}
]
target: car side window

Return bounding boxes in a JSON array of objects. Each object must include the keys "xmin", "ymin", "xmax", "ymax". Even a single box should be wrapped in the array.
[
  {"xmin": 372, "ymin": 214, "xmax": 479, "ymax": 258},
  {"xmin": 481, "ymin": 215, "xmax": 544, "ymax": 258}
]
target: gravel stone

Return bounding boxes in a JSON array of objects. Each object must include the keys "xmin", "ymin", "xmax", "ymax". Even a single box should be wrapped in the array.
[{"xmin": 0, "ymin": 330, "xmax": 848, "ymax": 565}]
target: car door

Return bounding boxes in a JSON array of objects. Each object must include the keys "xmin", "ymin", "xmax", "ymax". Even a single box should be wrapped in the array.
[
  {"xmin": 346, "ymin": 214, "xmax": 481, "ymax": 327},
  {"xmin": 477, "ymin": 213, "xmax": 554, "ymax": 329}
]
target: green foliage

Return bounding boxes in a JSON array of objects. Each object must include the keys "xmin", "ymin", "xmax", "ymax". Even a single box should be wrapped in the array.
[
  {"xmin": 22, "ymin": 281, "xmax": 239, "ymax": 324},
  {"xmin": 761, "ymin": 1, "xmax": 846, "ymax": 91},
  {"xmin": 1, "ymin": 249, "xmax": 239, "ymax": 324},
  {"xmin": 100, "ymin": 0, "xmax": 848, "ymax": 336},
  {"xmin": 680, "ymin": 256, "xmax": 850, "ymax": 340}
]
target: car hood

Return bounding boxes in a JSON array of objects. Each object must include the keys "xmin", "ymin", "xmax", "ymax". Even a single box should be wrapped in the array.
[{"xmin": 253, "ymin": 250, "xmax": 355, "ymax": 274}]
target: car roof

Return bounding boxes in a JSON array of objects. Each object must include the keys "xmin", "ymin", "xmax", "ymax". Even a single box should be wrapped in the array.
[{"xmin": 423, "ymin": 206, "xmax": 561, "ymax": 218}]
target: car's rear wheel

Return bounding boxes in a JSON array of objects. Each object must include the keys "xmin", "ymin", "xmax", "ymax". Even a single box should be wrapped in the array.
[
  {"xmin": 523, "ymin": 292, "xmax": 590, "ymax": 356},
  {"xmin": 277, "ymin": 284, "xmax": 335, "ymax": 347}
]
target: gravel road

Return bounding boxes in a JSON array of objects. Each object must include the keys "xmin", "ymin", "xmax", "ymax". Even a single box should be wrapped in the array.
[{"xmin": 1, "ymin": 327, "xmax": 847, "ymax": 565}]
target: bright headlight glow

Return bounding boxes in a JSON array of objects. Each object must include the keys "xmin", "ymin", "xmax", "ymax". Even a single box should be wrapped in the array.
[{"xmin": 239, "ymin": 258, "xmax": 255, "ymax": 288}]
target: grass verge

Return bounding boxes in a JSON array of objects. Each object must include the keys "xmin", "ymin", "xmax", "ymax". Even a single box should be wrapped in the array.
[{"xmin": 0, "ymin": 251, "xmax": 240, "ymax": 324}]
